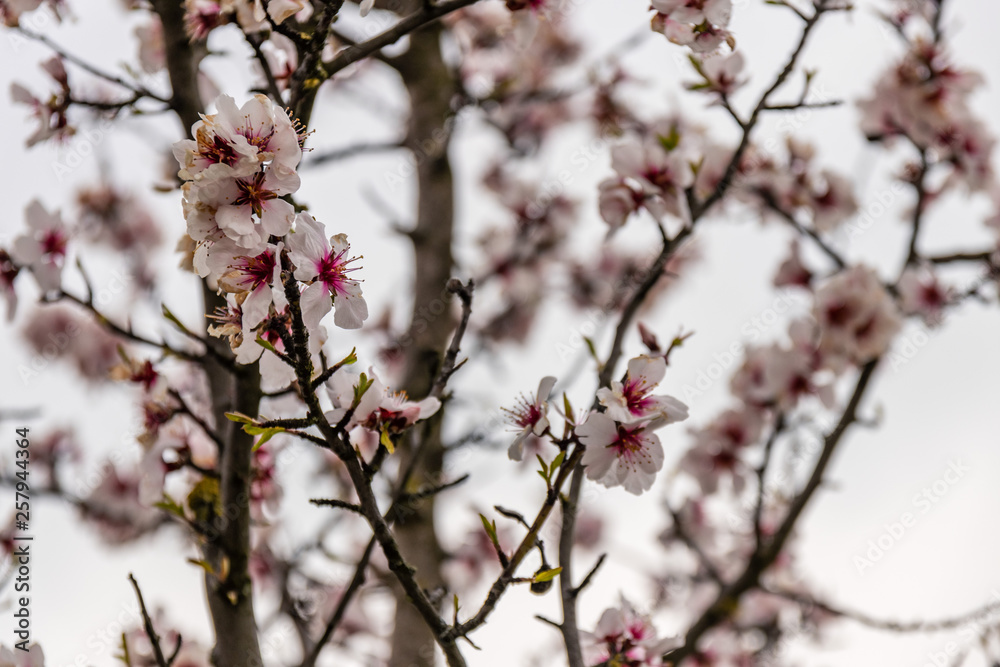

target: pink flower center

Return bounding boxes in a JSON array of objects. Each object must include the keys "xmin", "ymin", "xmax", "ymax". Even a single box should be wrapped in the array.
[
  {"xmin": 232, "ymin": 249, "xmax": 276, "ymax": 291},
  {"xmin": 203, "ymin": 134, "xmax": 241, "ymax": 167},
  {"xmin": 41, "ymin": 229, "xmax": 68, "ymax": 258},
  {"xmin": 504, "ymin": 394, "xmax": 543, "ymax": 430},
  {"xmin": 621, "ymin": 376, "xmax": 654, "ymax": 416},
  {"xmin": 610, "ymin": 425, "xmax": 646, "ymax": 459},
  {"xmin": 233, "ymin": 171, "xmax": 279, "ymax": 217},
  {"xmin": 316, "ymin": 249, "xmax": 360, "ymax": 296}
]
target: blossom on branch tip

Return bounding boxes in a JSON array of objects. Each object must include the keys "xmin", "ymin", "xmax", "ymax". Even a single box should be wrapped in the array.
[
  {"xmin": 597, "ymin": 356, "xmax": 689, "ymax": 426},
  {"xmin": 504, "ymin": 375, "xmax": 556, "ymax": 461}
]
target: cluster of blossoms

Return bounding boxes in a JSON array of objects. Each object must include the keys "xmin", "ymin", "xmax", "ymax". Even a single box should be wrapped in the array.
[
  {"xmin": 859, "ymin": 35, "xmax": 995, "ymax": 192},
  {"xmin": 325, "ymin": 366, "xmax": 441, "ymax": 451},
  {"xmin": 173, "ymin": 94, "xmax": 368, "ymax": 384},
  {"xmin": 738, "ymin": 138, "xmax": 859, "ymax": 232},
  {"xmin": 11, "ymin": 56, "xmax": 72, "ymax": 147},
  {"xmin": 506, "ymin": 356, "xmax": 689, "ymax": 496},
  {"xmin": 651, "ymin": 0, "xmax": 734, "ymax": 53},
  {"xmin": 0, "ymin": 0, "xmax": 63, "ymax": 27},
  {"xmin": 581, "ymin": 598, "xmax": 680, "ymax": 666},
  {"xmin": 447, "ymin": 4, "xmax": 583, "ymax": 151}
]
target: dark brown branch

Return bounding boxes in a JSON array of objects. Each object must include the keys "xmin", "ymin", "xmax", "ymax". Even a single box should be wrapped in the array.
[
  {"xmin": 753, "ymin": 414, "xmax": 785, "ymax": 550},
  {"xmin": 663, "ymin": 359, "xmax": 880, "ymax": 663},
  {"xmin": 128, "ymin": 573, "xmax": 170, "ymax": 667},
  {"xmin": 430, "ymin": 279, "xmax": 474, "ymax": 398},
  {"xmin": 765, "ymin": 585, "xmax": 1000, "ymax": 633},
  {"xmin": 693, "ymin": 0, "xmax": 841, "ymax": 220},
  {"xmin": 15, "ymin": 27, "xmax": 170, "ymax": 104},
  {"xmin": 245, "ymin": 31, "xmax": 286, "ymax": 104},
  {"xmin": 322, "ymin": 0, "xmax": 482, "ymax": 82},
  {"xmin": 306, "ymin": 140, "xmax": 405, "ymax": 167}
]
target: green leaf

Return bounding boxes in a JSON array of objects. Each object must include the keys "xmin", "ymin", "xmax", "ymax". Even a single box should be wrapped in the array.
[
  {"xmin": 353, "ymin": 373, "xmax": 374, "ymax": 405},
  {"xmin": 225, "ymin": 412, "xmax": 256, "ymax": 425},
  {"xmin": 154, "ymin": 493, "xmax": 185, "ymax": 519},
  {"xmin": 247, "ymin": 426, "xmax": 285, "ymax": 451},
  {"xmin": 532, "ymin": 567, "xmax": 563, "ymax": 583},
  {"xmin": 562, "ymin": 392, "xmax": 574, "ymax": 420},
  {"xmin": 479, "ymin": 513, "xmax": 499, "ymax": 547},
  {"xmin": 186, "ymin": 558, "xmax": 215, "ymax": 575},
  {"xmin": 255, "ymin": 335, "xmax": 279, "ymax": 355},
  {"xmin": 380, "ymin": 427, "xmax": 395, "ymax": 454},
  {"xmin": 582, "ymin": 336, "xmax": 600, "ymax": 363},
  {"xmin": 657, "ymin": 125, "xmax": 681, "ymax": 152},
  {"xmin": 161, "ymin": 303, "xmax": 189, "ymax": 333},
  {"xmin": 536, "ymin": 454, "xmax": 549, "ymax": 479},
  {"xmin": 338, "ymin": 348, "xmax": 358, "ymax": 367},
  {"xmin": 551, "ymin": 451, "xmax": 566, "ymax": 472}
]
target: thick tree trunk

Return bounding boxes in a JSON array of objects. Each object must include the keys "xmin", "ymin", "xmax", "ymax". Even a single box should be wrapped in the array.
[
  {"xmin": 388, "ymin": 21, "xmax": 458, "ymax": 667},
  {"xmin": 152, "ymin": 3, "xmax": 264, "ymax": 663}
]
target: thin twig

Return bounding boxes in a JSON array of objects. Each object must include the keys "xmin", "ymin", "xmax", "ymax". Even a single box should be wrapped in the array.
[{"xmin": 128, "ymin": 574, "xmax": 170, "ymax": 667}]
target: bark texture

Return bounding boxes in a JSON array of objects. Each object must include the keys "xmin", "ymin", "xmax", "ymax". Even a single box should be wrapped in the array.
[
  {"xmin": 388, "ymin": 20, "xmax": 459, "ymax": 667},
  {"xmin": 151, "ymin": 2, "xmax": 264, "ymax": 663}
]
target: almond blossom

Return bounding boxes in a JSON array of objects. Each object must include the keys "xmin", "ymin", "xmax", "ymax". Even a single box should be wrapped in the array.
[
  {"xmin": 10, "ymin": 200, "xmax": 69, "ymax": 293},
  {"xmin": 813, "ymin": 265, "xmax": 902, "ymax": 369},
  {"xmin": 288, "ymin": 212, "xmax": 368, "ymax": 331},
  {"xmin": 325, "ymin": 369, "xmax": 440, "ymax": 448},
  {"xmin": 597, "ymin": 355, "xmax": 689, "ymax": 426},
  {"xmin": 609, "ymin": 137, "xmax": 694, "ymax": 223},
  {"xmin": 578, "ymin": 413, "xmax": 666, "ymax": 495},
  {"xmin": 0, "ymin": 643, "xmax": 44, "ymax": 667},
  {"xmin": 504, "ymin": 375, "xmax": 556, "ymax": 461},
  {"xmin": 651, "ymin": 0, "xmax": 734, "ymax": 53},
  {"xmin": 209, "ymin": 241, "xmax": 283, "ymax": 331},
  {"xmin": 185, "ymin": 167, "xmax": 299, "ymax": 249},
  {"xmin": 581, "ymin": 598, "xmax": 680, "ymax": 666},
  {"xmin": 897, "ymin": 265, "xmax": 951, "ymax": 325}
]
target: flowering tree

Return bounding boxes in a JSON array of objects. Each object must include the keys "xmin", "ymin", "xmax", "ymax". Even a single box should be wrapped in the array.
[{"xmin": 2, "ymin": 0, "xmax": 1000, "ymax": 666}]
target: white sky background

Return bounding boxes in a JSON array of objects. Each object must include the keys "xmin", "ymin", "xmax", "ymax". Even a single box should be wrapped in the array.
[{"xmin": 1, "ymin": 0, "xmax": 1000, "ymax": 665}]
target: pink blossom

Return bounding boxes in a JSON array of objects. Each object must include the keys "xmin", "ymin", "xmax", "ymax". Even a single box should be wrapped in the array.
[
  {"xmin": 611, "ymin": 137, "xmax": 694, "ymax": 221},
  {"xmin": 773, "ymin": 239, "xmax": 812, "ymax": 289},
  {"xmin": 0, "ymin": 643, "xmax": 44, "ymax": 667},
  {"xmin": 678, "ymin": 407, "xmax": 763, "ymax": 494},
  {"xmin": 578, "ymin": 413, "xmax": 665, "ymax": 495},
  {"xmin": 689, "ymin": 51, "xmax": 745, "ymax": 97},
  {"xmin": 10, "ymin": 200, "xmax": 69, "ymax": 293},
  {"xmin": 652, "ymin": 0, "xmax": 732, "ymax": 28},
  {"xmin": 598, "ymin": 178, "xmax": 643, "ymax": 229},
  {"xmin": 287, "ymin": 213, "xmax": 368, "ymax": 331},
  {"xmin": 11, "ymin": 56, "xmax": 73, "ymax": 146},
  {"xmin": 135, "ymin": 17, "xmax": 165, "ymax": 73},
  {"xmin": 597, "ymin": 355, "xmax": 689, "ymax": 426},
  {"xmin": 211, "ymin": 241, "xmax": 283, "ymax": 331},
  {"xmin": 183, "ymin": 0, "xmax": 222, "ymax": 40},
  {"xmin": 325, "ymin": 369, "xmax": 440, "ymax": 447},
  {"xmin": 897, "ymin": 266, "xmax": 951, "ymax": 325},
  {"xmin": 185, "ymin": 167, "xmax": 298, "ymax": 249},
  {"xmin": 173, "ymin": 94, "xmax": 301, "ymax": 182},
  {"xmin": 813, "ymin": 266, "xmax": 902, "ymax": 369},
  {"xmin": 582, "ymin": 598, "xmax": 680, "ymax": 666},
  {"xmin": 504, "ymin": 375, "xmax": 556, "ymax": 461}
]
